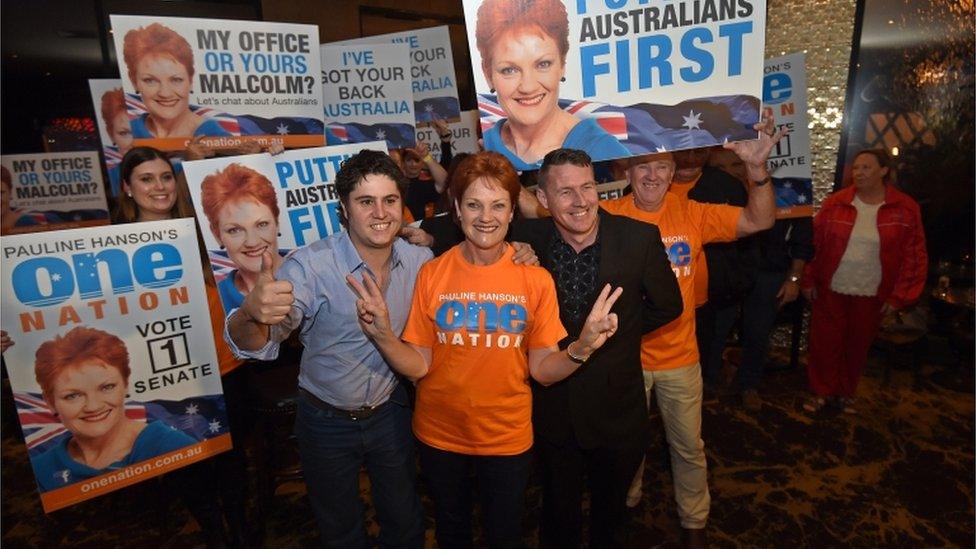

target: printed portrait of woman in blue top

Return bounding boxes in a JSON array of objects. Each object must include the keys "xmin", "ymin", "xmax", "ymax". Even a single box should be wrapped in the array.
[
  {"xmin": 29, "ymin": 326, "xmax": 195, "ymax": 492},
  {"xmin": 475, "ymin": 0, "xmax": 629, "ymax": 171}
]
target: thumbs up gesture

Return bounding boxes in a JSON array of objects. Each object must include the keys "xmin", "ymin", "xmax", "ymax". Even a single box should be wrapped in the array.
[{"xmin": 240, "ymin": 251, "xmax": 294, "ymax": 325}]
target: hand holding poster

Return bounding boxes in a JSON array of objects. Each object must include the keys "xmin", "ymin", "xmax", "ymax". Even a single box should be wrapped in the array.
[
  {"xmin": 182, "ymin": 141, "xmax": 388, "ymax": 315},
  {"xmin": 110, "ymin": 15, "xmax": 324, "ymax": 151},
  {"xmin": 321, "ymin": 44, "xmax": 416, "ymax": 149},
  {"xmin": 1, "ymin": 219, "xmax": 229, "ymax": 512},
  {"xmin": 331, "ymin": 26, "xmax": 462, "ymax": 124},
  {"xmin": 1, "ymin": 152, "xmax": 109, "ymax": 235},
  {"xmin": 763, "ymin": 52, "xmax": 813, "ymax": 218},
  {"xmin": 415, "ymin": 110, "xmax": 482, "ymax": 164},
  {"xmin": 461, "ymin": 0, "xmax": 767, "ymax": 170}
]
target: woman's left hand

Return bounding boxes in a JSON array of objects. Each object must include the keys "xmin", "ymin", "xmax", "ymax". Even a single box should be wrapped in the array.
[
  {"xmin": 511, "ymin": 242, "xmax": 539, "ymax": 266},
  {"xmin": 576, "ymin": 284, "xmax": 624, "ymax": 355}
]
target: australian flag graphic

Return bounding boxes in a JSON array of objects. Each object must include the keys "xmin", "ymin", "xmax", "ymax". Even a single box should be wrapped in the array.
[
  {"xmin": 327, "ymin": 122, "xmax": 416, "ymax": 149},
  {"xmin": 414, "ymin": 97, "xmax": 461, "ymax": 123}
]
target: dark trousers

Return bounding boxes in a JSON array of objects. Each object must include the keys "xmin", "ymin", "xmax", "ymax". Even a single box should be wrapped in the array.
[
  {"xmin": 294, "ymin": 385, "xmax": 424, "ymax": 549},
  {"xmin": 418, "ymin": 441, "xmax": 532, "ymax": 549},
  {"xmin": 737, "ymin": 270, "xmax": 788, "ymax": 391},
  {"xmin": 536, "ymin": 435, "xmax": 645, "ymax": 549},
  {"xmin": 697, "ymin": 300, "xmax": 740, "ymax": 386}
]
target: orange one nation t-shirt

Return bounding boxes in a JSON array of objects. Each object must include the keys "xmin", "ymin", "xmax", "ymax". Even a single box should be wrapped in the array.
[
  {"xmin": 602, "ymin": 193, "xmax": 740, "ymax": 371},
  {"xmin": 401, "ymin": 244, "xmax": 567, "ymax": 456}
]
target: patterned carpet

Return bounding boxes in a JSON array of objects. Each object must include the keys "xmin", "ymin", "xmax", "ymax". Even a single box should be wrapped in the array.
[{"xmin": 2, "ymin": 340, "xmax": 973, "ymax": 548}]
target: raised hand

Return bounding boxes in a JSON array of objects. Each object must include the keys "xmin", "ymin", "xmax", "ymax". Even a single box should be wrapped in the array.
[
  {"xmin": 412, "ymin": 141, "xmax": 431, "ymax": 160},
  {"xmin": 183, "ymin": 135, "xmax": 215, "ymax": 161},
  {"xmin": 576, "ymin": 284, "xmax": 624, "ymax": 354},
  {"xmin": 723, "ymin": 115, "xmax": 789, "ymax": 177},
  {"xmin": 1, "ymin": 330, "xmax": 13, "ymax": 354},
  {"xmin": 240, "ymin": 251, "xmax": 293, "ymax": 324},
  {"xmin": 346, "ymin": 273, "xmax": 393, "ymax": 340},
  {"xmin": 432, "ymin": 119, "xmax": 450, "ymax": 140}
]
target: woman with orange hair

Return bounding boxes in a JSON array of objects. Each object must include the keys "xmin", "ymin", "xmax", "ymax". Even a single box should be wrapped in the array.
[
  {"xmin": 100, "ymin": 88, "xmax": 133, "ymax": 196},
  {"xmin": 348, "ymin": 151, "xmax": 623, "ymax": 546},
  {"xmin": 475, "ymin": 0, "xmax": 628, "ymax": 170},
  {"xmin": 122, "ymin": 23, "xmax": 231, "ymax": 139},
  {"xmin": 30, "ymin": 326, "xmax": 195, "ymax": 491},
  {"xmin": 200, "ymin": 163, "xmax": 283, "ymax": 310}
]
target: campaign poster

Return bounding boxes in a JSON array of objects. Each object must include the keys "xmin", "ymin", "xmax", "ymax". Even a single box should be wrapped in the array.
[
  {"xmin": 182, "ymin": 141, "xmax": 387, "ymax": 315},
  {"xmin": 415, "ymin": 110, "xmax": 482, "ymax": 164},
  {"xmin": 109, "ymin": 15, "xmax": 325, "ymax": 152},
  {"xmin": 1, "ymin": 219, "xmax": 230, "ymax": 512},
  {"xmin": 763, "ymin": 52, "xmax": 813, "ymax": 218},
  {"xmin": 320, "ymin": 43, "xmax": 416, "ymax": 149},
  {"xmin": 461, "ymin": 0, "xmax": 767, "ymax": 170},
  {"xmin": 331, "ymin": 26, "xmax": 462, "ymax": 124},
  {"xmin": 88, "ymin": 79, "xmax": 132, "ymax": 198},
  {"xmin": 1, "ymin": 152, "xmax": 110, "ymax": 236}
]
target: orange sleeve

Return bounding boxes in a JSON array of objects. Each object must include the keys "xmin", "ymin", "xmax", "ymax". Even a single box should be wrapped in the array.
[
  {"xmin": 402, "ymin": 206, "xmax": 415, "ymax": 225},
  {"xmin": 526, "ymin": 270, "xmax": 568, "ymax": 349},
  {"xmin": 206, "ymin": 284, "xmax": 243, "ymax": 376},
  {"xmin": 401, "ymin": 265, "xmax": 436, "ymax": 347},
  {"xmin": 690, "ymin": 200, "xmax": 741, "ymax": 245}
]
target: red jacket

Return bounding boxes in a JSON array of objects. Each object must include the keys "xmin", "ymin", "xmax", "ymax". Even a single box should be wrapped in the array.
[{"xmin": 802, "ymin": 184, "xmax": 927, "ymax": 309}]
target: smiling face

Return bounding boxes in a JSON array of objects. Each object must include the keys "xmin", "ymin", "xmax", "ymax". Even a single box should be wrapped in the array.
[
  {"xmin": 485, "ymin": 28, "xmax": 565, "ymax": 129},
  {"xmin": 343, "ymin": 174, "xmax": 403, "ymax": 252},
  {"xmin": 109, "ymin": 113, "xmax": 134, "ymax": 153},
  {"xmin": 134, "ymin": 54, "xmax": 192, "ymax": 123},
  {"xmin": 852, "ymin": 153, "xmax": 888, "ymax": 190},
  {"xmin": 47, "ymin": 360, "xmax": 128, "ymax": 441},
  {"xmin": 627, "ymin": 155, "xmax": 675, "ymax": 212},
  {"xmin": 456, "ymin": 177, "xmax": 514, "ymax": 252},
  {"xmin": 402, "ymin": 152, "xmax": 424, "ymax": 179},
  {"xmin": 216, "ymin": 198, "xmax": 280, "ymax": 276},
  {"xmin": 124, "ymin": 158, "xmax": 176, "ymax": 220},
  {"xmin": 537, "ymin": 163, "xmax": 599, "ymax": 243}
]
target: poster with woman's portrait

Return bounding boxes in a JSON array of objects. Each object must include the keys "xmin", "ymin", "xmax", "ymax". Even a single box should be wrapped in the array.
[
  {"xmin": 0, "ymin": 218, "xmax": 229, "ymax": 512},
  {"xmin": 181, "ymin": 141, "xmax": 387, "ymax": 316},
  {"xmin": 109, "ymin": 15, "xmax": 325, "ymax": 152},
  {"xmin": 763, "ymin": 52, "xmax": 813, "ymax": 219},
  {"xmin": 460, "ymin": 0, "xmax": 767, "ymax": 170},
  {"xmin": 1, "ymin": 152, "xmax": 110, "ymax": 236},
  {"xmin": 88, "ymin": 79, "xmax": 131, "ymax": 197}
]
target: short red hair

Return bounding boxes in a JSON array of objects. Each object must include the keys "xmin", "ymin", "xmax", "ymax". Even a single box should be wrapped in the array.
[
  {"xmin": 35, "ymin": 327, "xmax": 131, "ymax": 401},
  {"xmin": 448, "ymin": 151, "xmax": 521, "ymax": 209},
  {"xmin": 122, "ymin": 23, "xmax": 195, "ymax": 86},
  {"xmin": 200, "ymin": 163, "xmax": 280, "ymax": 238},
  {"xmin": 476, "ymin": 0, "xmax": 570, "ymax": 74},
  {"xmin": 100, "ymin": 88, "xmax": 127, "ymax": 134}
]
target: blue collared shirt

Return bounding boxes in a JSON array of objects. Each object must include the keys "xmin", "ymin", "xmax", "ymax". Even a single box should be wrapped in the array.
[{"xmin": 225, "ymin": 231, "xmax": 432, "ymax": 409}]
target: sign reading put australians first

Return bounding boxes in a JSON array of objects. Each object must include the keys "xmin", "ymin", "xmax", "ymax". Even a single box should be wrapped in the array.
[
  {"xmin": 1, "ymin": 219, "xmax": 229, "ymax": 512},
  {"xmin": 109, "ymin": 15, "xmax": 325, "ymax": 152},
  {"xmin": 1, "ymin": 152, "xmax": 109, "ymax": 236},
  {"xmin": 461, "ymin": 0, "xmax": 767, "ymax": 170},
  {"xmin": 763, "ymin": 52, "xmax": 812, "ymax": 218},
  {"xmin": 320, "ymin": 44, "xmax": 416, "ymax": 149},
  {"xmin": 181, "ymin": 141, "xmax": 388, "ymax": 316}
]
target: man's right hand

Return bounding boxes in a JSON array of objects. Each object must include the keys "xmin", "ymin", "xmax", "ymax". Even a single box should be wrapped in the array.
[{"xmin": 240, "ymin": 251, "xmax": 294, "ymax": 324}]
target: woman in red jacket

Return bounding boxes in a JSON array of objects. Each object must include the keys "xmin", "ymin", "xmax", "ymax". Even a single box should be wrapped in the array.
[{"xmin": 801, "ymin": 149, "xmax": 927, "ymax": 414}]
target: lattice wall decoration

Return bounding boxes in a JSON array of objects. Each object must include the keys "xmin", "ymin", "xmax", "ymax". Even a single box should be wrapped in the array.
[{"xmin": 866, "ymin": 112, "xmax": 937, "ymax": 151}]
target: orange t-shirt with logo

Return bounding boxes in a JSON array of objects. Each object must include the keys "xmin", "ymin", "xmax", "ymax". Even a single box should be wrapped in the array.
[
  {"xmin": 402, "ymin": 244, "xmax": 568, "ymax": 455},
  {"xmin": 669, "ymin": 174, "xmax": 709, "ymax": 307},
  {"xmin": 602, "ymin": 193, "xmax": 740, "ymax": 371}
]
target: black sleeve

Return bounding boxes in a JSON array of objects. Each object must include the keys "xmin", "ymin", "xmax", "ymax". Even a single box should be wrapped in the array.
[
  {"xmin": 419, "ymin": 214, "xmax": 463, "ymax": 257},
  {"xmin": 788, "ymin": 216, "xmax": 815, "ymax": 262},
  {"xmin": 640, "ymin": 224, "xmax": 683, "ymax": 334},
  {"xmin": 439, "ymin": 139, "xmax": 452, "ymax": 169}
]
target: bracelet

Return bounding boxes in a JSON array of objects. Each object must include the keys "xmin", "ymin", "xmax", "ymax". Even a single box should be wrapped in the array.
[
  {"xmin": 423, "ymin": 154, "xmax": 435, "ymax": 163},
  {"xmin": 753, "ymin": 176, "xmax": 771, "ymax": 187},
  {"xmin": 439, "ymin": 133, "xmax": 451, "ymax": 140},
  {"xmin": 566, "ymin": 342, "xmax": 590, "ymax": 364}
]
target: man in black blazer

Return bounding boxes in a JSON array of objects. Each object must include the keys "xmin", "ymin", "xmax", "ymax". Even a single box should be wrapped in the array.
[{"xmin": 512, "ymin": 149, "xmax": 682, "ymax": 548}]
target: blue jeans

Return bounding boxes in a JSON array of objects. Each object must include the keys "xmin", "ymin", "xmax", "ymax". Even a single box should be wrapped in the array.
[
  {"xmin": 737, "ymin": 270, "xmax": 787, "ymax": 391},
  {"xmin": 418, "ymin": 441, "xmax": 532, "ymax": 549},
  {"xmin": 294, "ymin": 385, "xmax": 424, "ymax": 549}
]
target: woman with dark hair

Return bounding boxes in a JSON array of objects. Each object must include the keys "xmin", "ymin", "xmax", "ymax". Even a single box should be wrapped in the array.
[
  {"xmin": 475, "ymin": 0, "xmax": 628, "ymax": 169},
  {"xmin": 113, "ymin": 146, "xmax": 195, "ymax": 224},
  {"xmin": 348, "ymin": 151, "xmax": 623, "ymax": 547},
  {"xmin": 801, "ymin": 149, "xmax": 927, "ymax": 414}
]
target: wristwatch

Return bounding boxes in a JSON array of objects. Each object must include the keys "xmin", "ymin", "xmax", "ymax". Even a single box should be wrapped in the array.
[
  {"xmin": 787, "ymin": 274, "xmax": 801, "ymax": 283},
  {"xmin": 754, "ymin": 176, "xmax": 771, "ymax": 186},
  {"xmin": 566, "ymin": 342, "xmax": 590, "ymax": 364}
]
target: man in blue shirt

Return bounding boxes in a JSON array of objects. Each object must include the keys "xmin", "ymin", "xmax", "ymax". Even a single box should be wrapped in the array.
[{"xmin": 227, "ymin": 150, "xmax": 430, "ymax": 548}]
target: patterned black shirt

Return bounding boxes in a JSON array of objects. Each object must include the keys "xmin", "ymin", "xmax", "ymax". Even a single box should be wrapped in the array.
[{"xmin": 548, "ymin": 235, "xmax": 601, "ymax": 326}]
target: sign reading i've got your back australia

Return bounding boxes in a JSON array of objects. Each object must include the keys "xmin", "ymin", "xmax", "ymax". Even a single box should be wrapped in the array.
[
  {"xmin": 110, "ymin": 15, "xmax": 325, "ymax": 151},
  {"xmin": 461, "ymin": 0, "xmax": 767, "ymax": 170},
  {"xmin": 1, "ymin": 219, "xmax": 229, "ymax": 512}
]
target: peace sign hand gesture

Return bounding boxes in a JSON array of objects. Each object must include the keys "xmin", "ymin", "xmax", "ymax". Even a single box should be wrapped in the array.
[
  {"xmin": 346, "ymin": 274, "xmax": 394, "ymax": 341},
  {"xmin": 575, "ymin": 284, "xmax": 624, "ymax": 356}
]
